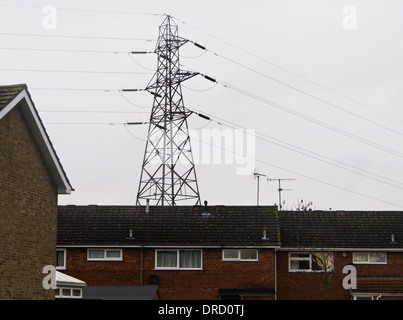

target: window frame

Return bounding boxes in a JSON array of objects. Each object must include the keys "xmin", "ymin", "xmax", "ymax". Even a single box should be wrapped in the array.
[
  {"xmin": 222, "ymin": 249, "xmax": 258, "ymax": 261},
  {"xmin": 87, "ymin": 248, "xmax": 123, "ymax": 261},
  {"xmin": 352, "ymin": 252, "xmax": 387, "ymax": 265},
  {"xmin": 56, "ymin": 249, "xmax": 66, "ymax": 270},
  {"xmin": 288, "ymin": 252, "xmax": 334, "ymax": 272},
  {"xmin": 55, "ymin": 287, "xmax": 82, "ymax": 299},
  {"xmin": 155, "ymin": 249, "xmax": 203, "ymax": 270}
]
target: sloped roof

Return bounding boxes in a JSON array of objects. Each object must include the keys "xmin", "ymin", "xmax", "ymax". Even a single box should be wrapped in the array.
[
  {"xmin": 0, "ymin": 84, "xmax": 72, "ymax": 194},
  {"xmin": 57, "ymin": 205, "xmax": 280, "ymax": 247},
  {"xmin": 0, "ymin": 84, "xmax": 26, "ymax": 111},
  {"xmin": 82, "ymin": 285, "xmax": 159, "ymax": 300},
  {"xmin": 56, "ymin": 271, "xmax": 86, "ymax": 287},
  {"xmin": 279, "ymin": 211, "xmax": 403, "ymax": 249},
  {"xmin": 354, "ymin": 276, "xmax": 403, "ymax": 295}
]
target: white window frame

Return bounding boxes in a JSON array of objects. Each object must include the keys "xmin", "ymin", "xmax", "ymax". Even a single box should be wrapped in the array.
[
  {"xmin": 87, "ymin": 249, "xmax": 123, "ymax": 261},
  {"xmin": 222, "ymin": 249, "xmax": 258, "ymax": 261},
  {"xmin": 56, "ymin": 249, "xmax": 66, "ymax": 270},
  {"xmin": 289, "ymin": 252, "xmax": 334, "ymax": 272},
  {"xmin": 352, "ymin": 252, "xmax": 387, "ymax": 264},
  {"xmin": 155, "ymin": 249, "xmax": 203, "ymax": 270},
  {"xmin": 55, "ymin": 287, "xmax": 82, "ymax": 299}
]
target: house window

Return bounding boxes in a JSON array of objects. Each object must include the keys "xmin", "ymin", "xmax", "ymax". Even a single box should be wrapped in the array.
[
  {"xmin": 222, "ymin": 249, "xmax": 258, "ymax": 261},
  {"xmin": 55, "ymin": 287, "xmax": 82, "ymax": 299},
  {"xmin": 56, "ymin": 249, "xmax": 66, "ymax": 270},
  {"xmin": 353, "ymin": 252, "xmax": 386, "ymax": 264},
  {"xmin": 87, "ymin": 249, "xmax": 122, "ymax": 261},
  {"xmin": 155, "ymin": 250, "xmax": 202, "ymax": 270},
  {"xmin": 289, "ymin": 252, "xmax": 334, "ymax": 272}
]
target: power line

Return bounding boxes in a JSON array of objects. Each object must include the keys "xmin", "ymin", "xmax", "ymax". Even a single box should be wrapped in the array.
[
  {"xmin": 43, "ymin": 118, "xmax": 403, "ymax": 208},
  {"xmin": 196, "ymin": 44, "xmax": 403, "ymax": 137},
  {"xmin": 119, "ymin": 91, "xmax": 152, "ymax": 109},
  {"xmin": 58, "ymin": 99, "xmax": 402, "ymax": 191},
  {"xmin": 30, "ymin": 87, "xmax": 118, "ymax": 92},
  {"xmin": 27, "ymin": 71, "xmax": 403, "ymax": 159},
  {"xmin": 0, "ymin": 4, "xmax": 165, "ymax": 17},
  {"xmin": 123, "ymin": 123, "xmax": 147, "ymax": 142},
  {"xmin": 127, "ymin": 53, "xmax": 156, "ymax": 72},
  {"xmin": 172, "ymin": 15, "xmax": 403, "ymax": 125},
  {"xmin": 213, "ymin": 78, "xmax": 403, "ymax": 159},
  {"xmin": 191, "ymin": 67, "xmax": 403, "ymax": 158},
  {"xmin": 44, "ymin": 122, "xmax": 123, "ymax": 125},
  {"xmin": 185, "ymin": 105, "xmax": 403, "ymax": 190},
  {"xmin": 0, "ymin": 32, "xmax": 155, "ymax": 42},
  {"xmin": 0, "ymin": 68, "xmax": 153, "ymax": 75},
  {"xmin": 190, "ymin": 131, "xmax": 403, "ymax": 209},
  {"xmin": 39, "ymin": 110, "xmax": 149, "ymax": 114},
  {"xmin": 0, "ymin": 47, "xmax": 123, "ymax": 54},
  {"xmin": 33, "ymin": 73, "xmax": 403, "ymax": 160}
]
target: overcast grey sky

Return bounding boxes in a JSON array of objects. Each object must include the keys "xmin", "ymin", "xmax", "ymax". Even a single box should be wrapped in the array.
[{"xmin": 1, "ymin": 0, "xmax": 402, "ymax": 210}]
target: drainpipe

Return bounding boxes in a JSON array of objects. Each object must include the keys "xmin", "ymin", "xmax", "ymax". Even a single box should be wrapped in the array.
[
  {"xmin": 140, "ymin": 245, "xmax": 143, "ymax": 286},
  {"xmin": 274, "ymin": 248, "xmax": 277, "ymax": 300}
]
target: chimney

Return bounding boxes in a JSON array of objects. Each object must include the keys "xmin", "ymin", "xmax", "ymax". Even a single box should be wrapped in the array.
[
  {"xmin": 146, "ymin": 199, "xmax": 150, "ymax": 213},
  {"xmin": 126, "ymin": 228, "xmax": 134, "ymax": 240},
  {"xmin": 202, "ymin": 200, "xmax": 210, "ymax": 216}
]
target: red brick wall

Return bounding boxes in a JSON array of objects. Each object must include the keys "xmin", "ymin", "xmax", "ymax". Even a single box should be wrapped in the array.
[
  {"xmin": 61, "ymin": 247, "xmax": 403, "ymax": 300},
  {"xmin": 62, "ymin": 247, "xmax": 276, "ymax": 300},
  {"xmin": 276, "ymin": 251, "xmax": 403, "ymax": 300},
  {"xmin": 0, "ymin": 105, "xmax": 58, "ymax": 300}
]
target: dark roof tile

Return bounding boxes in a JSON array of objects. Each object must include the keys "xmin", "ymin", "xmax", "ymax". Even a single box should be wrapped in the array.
[
  {"xmin": 355, "ymin": 276, "xmax": 403, "ymax": 294},
  {"xmin": 279, "ymin": 211, "xmax": 403, "ymax": 249},
  {"xmin": 57, "ymin": 205, "xmax": 281, "ymax": 247}
]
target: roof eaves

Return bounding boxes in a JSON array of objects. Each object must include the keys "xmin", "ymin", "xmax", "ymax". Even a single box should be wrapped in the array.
[{"xmin": 0, "ymin": 84, "xmax": 73, "ymax": 194}]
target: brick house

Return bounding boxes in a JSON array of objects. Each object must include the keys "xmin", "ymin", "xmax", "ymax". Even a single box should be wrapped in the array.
[
  {"xmin": 57, "ymin": 205, "xmax": 403, "ymax": 300},
  {"xmin": 277, "ymin": 210, "xmax": 403, "ymax": 300},
  {"xmin": 56, "ymin": 205, "xmax": 280, "ymax": 300},
  {"xmin": 0, "ymin": 84, "xmax": 72, "ymax": 299}
]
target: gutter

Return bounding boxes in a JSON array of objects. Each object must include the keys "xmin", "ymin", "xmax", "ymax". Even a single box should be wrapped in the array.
[
  {"xmin": 57, "ymin": 245, "xmax": 282, "ymax": 249},
  {"xmin": 277, "ymin": 247, "xmax": 403, "ymax": 252}
]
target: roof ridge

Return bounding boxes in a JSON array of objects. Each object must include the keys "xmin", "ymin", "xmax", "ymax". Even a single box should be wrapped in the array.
[{"xmin": 0, "ymin": 83, "xmax": 27, "ymax": 111}]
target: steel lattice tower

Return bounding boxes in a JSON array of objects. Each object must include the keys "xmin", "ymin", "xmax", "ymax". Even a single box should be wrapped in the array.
[{"xmin": 136, "ymin": 15, "xmax": 201, "ymax": 206}]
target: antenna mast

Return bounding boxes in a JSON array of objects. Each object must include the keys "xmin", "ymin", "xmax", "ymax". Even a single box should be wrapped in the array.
[
  {"xmin": 254, "ymin": 172, "xmax": 266, "ymax": 206},
  {"xmin": 136, "ymin": 15, "xmax": 201, "ymax": 206},
  {"xmin": 268, "ymin": 178, "xmax": 295, "ymax": 211}
]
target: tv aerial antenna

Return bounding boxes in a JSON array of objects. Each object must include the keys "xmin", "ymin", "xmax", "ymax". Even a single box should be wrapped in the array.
[{"xmin": 267, "ymin": 178, "xmax": 295, "ymax": 211}]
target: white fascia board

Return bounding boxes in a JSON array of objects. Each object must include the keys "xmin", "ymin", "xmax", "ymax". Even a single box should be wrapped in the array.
[
  {"xmin": 5, "ymin": 90, "xmax": 72, "ymax": 194},
  {"xmin": 0, "ymin": 90, "xmax": 25, "ymax": 120},
  {"xmin": 277, "ymin": 247, "xmax": 403, "ymax": 252},
  {"xmin": 57, "ymin": 244, "xmax": 281, "ymax": 249}
]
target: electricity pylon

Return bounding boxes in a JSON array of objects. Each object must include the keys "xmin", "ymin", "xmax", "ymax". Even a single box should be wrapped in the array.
[{"xmin": 135, "ymin": 15, "xmax": 201, "ymax": 206}]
